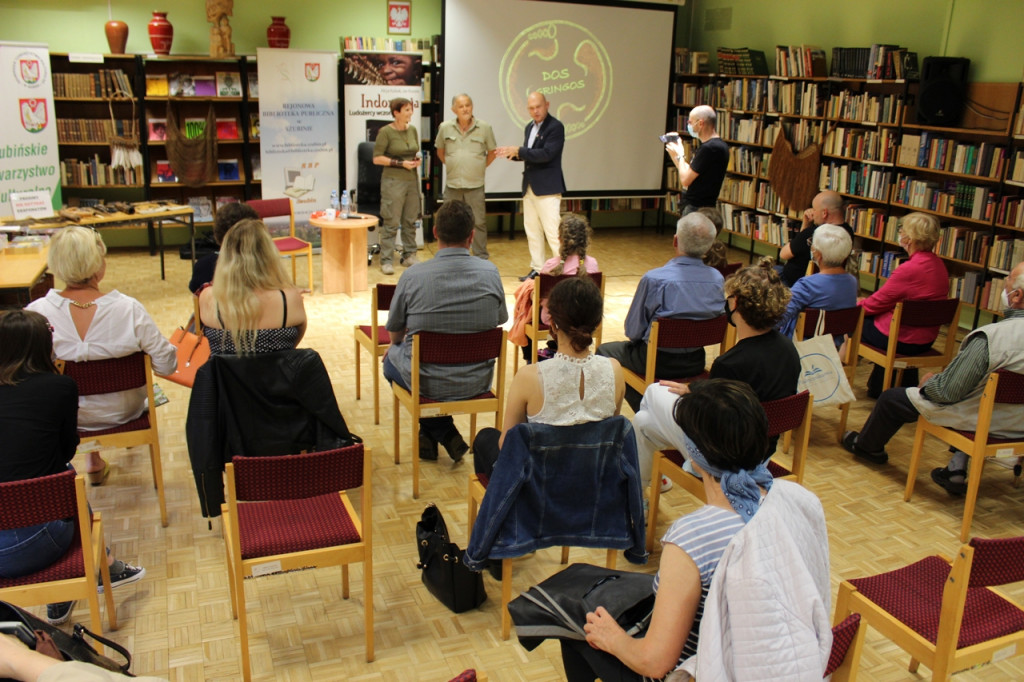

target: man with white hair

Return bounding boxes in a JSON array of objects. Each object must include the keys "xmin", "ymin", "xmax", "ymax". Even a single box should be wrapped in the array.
[
  {"xmin": 779, "ymin": 190, "xmax": 854, "ymax": 286},
  {"xmin": 843, "ymin": 261, "xmax": 1024, "ymax": 498},
  {"xmin": 775, "ymin": 223, "xmax": 859, "ymax": 338},
  {"xmin": 596, "ymin": 212, "xmax": 725, "ymax": 412}
]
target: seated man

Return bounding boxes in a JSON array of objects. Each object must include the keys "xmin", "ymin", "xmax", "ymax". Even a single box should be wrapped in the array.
[
  {"xmin": 779, "ymin": 190, "xmax": 854, "ymax": 287},
  {"xmin": 382, "ymin": 200, "xmax": 508, "ymax": 461},
  {"xmin": 596, "ymin": 212, "xmax": 724, "ymax": 412},
  {"xmin": 842, "ymin": 261, "xmax": 1024, "ymax": 495},
  {"xmin": 776, "ymin": 223, "xmax": 859, "ymax": 339}
]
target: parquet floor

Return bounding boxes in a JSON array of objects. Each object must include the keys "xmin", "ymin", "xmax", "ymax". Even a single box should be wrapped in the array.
[{"xmin": 30, "ymin": 225, "xmax": 1024, "ymax": 681}]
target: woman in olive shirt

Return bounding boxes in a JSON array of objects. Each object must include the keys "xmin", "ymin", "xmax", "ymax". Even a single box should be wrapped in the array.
[{"xmin": 373, "ymin": 97, "xmax": 422, "ymax": 275}]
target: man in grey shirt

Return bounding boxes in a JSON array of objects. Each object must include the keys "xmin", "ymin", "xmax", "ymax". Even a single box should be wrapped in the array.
[
  {"xmin": 383, "ymin": 200, "xmax": 508, "ymax": 461},
  {"xmin": 435, "ymin": 93, "xmax": 497, "ymax": 258}
]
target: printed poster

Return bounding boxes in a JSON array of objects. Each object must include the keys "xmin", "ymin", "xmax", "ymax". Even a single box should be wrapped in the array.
[{"xmin": 0, "ymin": 42, "xmax": 61, "ymax": 212}]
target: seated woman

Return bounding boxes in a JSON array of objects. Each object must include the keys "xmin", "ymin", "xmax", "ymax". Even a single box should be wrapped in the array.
[
  {"xmin": 633, "ymin": 259, "xmax": 800, "ymax": 489},
  {"xmin": 188, "ymin": 201, "xmax": 259, "ymax": 294},
  {"xmin": 198, "ymin": 218, "xmax": 307, "ymax": 354},
  {"xmin": 857, "ymin": 211, "xmax": 948, "ymax": 397},
  {"xmin": 26, "ymin": 226, "xmax": 176, "ymax": 485},
  {"xmin": 0, "ymin": 311, "xmax": 145, "ymax": 626},
  {"xmin": 561, "ymin": 379, "xmax": 780, "ymax": 680},
  {"xmin": 473, "ymin": 276, "xmax": 624, "ymax": 477},
  {"xmin": 776, "ymin": 223, "xmax": 859, "ymax": 338},
  {"xmin": 509, "ymin": 213, "xmax": 599, "ymax": 362}
]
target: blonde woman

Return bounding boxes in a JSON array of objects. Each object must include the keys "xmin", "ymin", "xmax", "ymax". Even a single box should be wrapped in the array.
[
  {"xmin": 198, "ymin": 218, "xmax": 307, "ymax": 354},
  {"xmin": 26, "ymin": 226, "xmax": 176, "ymax": 486}
]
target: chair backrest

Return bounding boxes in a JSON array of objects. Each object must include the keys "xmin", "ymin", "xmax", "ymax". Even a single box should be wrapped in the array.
[
  {"xmin": 417, "ymin": 328, "xmax": 505, "ymax": 365},
  {"xmin": 375, "ymin": 283, "xmax": 398, "ymax": 312},
  {"xmin": 0, "ymin": 469, "xmax": 78, "ymax": 531},
  {"xmin": 62, "ymin": 352, "xmax": 148, "ymax": 396},
  {"xmin": 798, "ymin": 306, "xmax": 863, "ymax": 339},
  {"xmin": 536, "ymin": 271, "xmax": 604, "ymax": 299},
  {"xmin": 967, "ymin": 536, "xmax": 1024, "ymax": 587},
  {"xmin": 762, "ymin": 391, "xmax": 812, "ymax": 438},
  {"xmin": 897, "ymin": 298, "xmax": 960, "ymax": 328},
  {"xmin": 824, "ymin": 613, "xmax": 862, "ymax": 678},
  {"xmin": 231, "ymin": 445, "xmax": 365, "ymax": 502},
  {"xmin": 248, "ymin": 197, "xmax": 292, "ymax": 221},
  {"xmin": 716, "ymin": 261, "xmax": 742, "ymax": 278},
  {"xmin": 653, "ymin": 315, "xmax": 729, "ymax": 351},
  {"xmin": 993, "ymin": 369, "xmax": 1024, "ymax": 405}
]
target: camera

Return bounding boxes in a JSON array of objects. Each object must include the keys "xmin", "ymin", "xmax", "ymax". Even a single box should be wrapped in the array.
[{"xmin": 659, "ymin": 132, "xmax": 681, "ymax": 144}]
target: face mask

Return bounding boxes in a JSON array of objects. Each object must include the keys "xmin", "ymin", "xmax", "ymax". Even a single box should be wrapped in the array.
[
  {"xmin": 687, "ymin": 122, "xmax": 697, "ymax": 138},
  {"xmin": 724, "ymin": 300, "xmax": 737, "ymax": 327},
  {"xmin": 1002, "ymin": 288, "xmax": 1020, "ymax": 310}
]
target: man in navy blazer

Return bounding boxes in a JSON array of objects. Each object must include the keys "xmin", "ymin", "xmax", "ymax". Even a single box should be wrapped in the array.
[{"xmin": 496, "ymin": 92, "xmax": 566, "ymax": 280}]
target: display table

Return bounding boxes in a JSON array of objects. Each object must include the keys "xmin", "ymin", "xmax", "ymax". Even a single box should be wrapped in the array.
[
  {"xmin": 309, "ymin": 214, "xmax": 377, "ymax": 295},
  {"xmin": 0, "ymin": 245, "xmax": 50, "ymax": 307}
]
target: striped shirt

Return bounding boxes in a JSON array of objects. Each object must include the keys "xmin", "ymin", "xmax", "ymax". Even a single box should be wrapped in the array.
[{"xmin": 653, "ymin": 505, "xmax": 745, "ymax": 661}]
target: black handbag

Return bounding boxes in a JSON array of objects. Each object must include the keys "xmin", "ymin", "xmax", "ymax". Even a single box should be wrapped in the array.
[
  {"xmin": 415, "ymin": 504, "xmax": 486, "ymax": 613},
  {"xmin": 508, "ymin": 563, "xmax": 655, "ymax": 651},
  {"xmin": 0, "ymin": 600, "xmax": 133, "ymax": 677}
]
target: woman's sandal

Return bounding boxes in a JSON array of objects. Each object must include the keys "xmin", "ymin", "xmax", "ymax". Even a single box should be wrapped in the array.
[{"xmin": 87, "ymin": 461, "xmax": 111, "ymax": 486}]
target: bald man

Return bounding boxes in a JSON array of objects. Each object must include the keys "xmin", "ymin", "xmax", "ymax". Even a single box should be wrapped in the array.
[
  {"xmin": 496, "ymin": 92, "xmax": 566, "ymax": 280},
  {"xmin": 779, "ymin": 190, "xmax": 854, "ymax": 286},
  {"xmin": 665, "ymin": 104, "xmax": 729, "ymax": 217}
]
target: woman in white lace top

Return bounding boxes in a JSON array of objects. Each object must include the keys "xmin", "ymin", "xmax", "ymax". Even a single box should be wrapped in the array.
[{"xmin": 473, "ymin": 276, "xmax": 624, "ymax": 476}]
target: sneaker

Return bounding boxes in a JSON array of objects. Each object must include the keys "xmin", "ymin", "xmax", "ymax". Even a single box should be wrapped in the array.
[
  {"xmin": 400, "ymin": 253, "xmax": 418, "ymax": 267},
  {"xmin": 841, "ymin": 431, "xmax": 889, "ymax": 464},
  {"xmin": 381, "ymin": 262, "xmax": 395, "ymax": 275},
  {"xmin": 46, "ymin": 601, "xmax": 74, "ymax": 625},
  {"xmin": 418, "ymin": 429, "xmax": 438, "ymax": 461},
  {"xmin": 99, "ymin": 560, "xmax": 145, "ymax": 593},
  {"xmin": 660, "ymin": 474, "xmax": 673, "ymax": 493},
  {"xmin": 441, "ymin": 429, "xmax": 470, "ymax": 463},
  {"xmin": 931, "ymin": 467, "xmax": 968, "ymax": 496}
]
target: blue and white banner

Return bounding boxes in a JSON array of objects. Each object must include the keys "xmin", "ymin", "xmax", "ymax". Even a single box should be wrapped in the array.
[
  {"xmin": 257, "ymin": 48, "xmax": 339, "ymax": 248},
  {"xmin": 0, "ymin": 42, "xmax": 61, "ymax": 212}
]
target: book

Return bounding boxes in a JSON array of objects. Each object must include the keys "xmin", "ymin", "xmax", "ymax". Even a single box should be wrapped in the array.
[
  {"xmin": 216, "ymin": 118, "xmax": 239, "ymax": 140},
  {"xmin": 168, "ymin": 73, "xmax": 195, "ymax": 97},
  {"xmin": 247, "ymin": 72, "xmax": 259, "ymax": 99},
  {"xmin": 155, "ymin": 160, "xmax": 176, "ymax": 183},
  {"xmin": 250, "ymin": 155, "xmax": 261, "ymax": 181},
  {"xmin": 217, "ymin": 159, "xmax": 240, "ymax": 181},
  {"xmin": 187, "ymin": 196, "xmax": 214, "ymax": 223},
  {"xmin": 216, "ymin": 71, "xmax": 242, "ymax": 97},
  {"xmin": 183, "ymin": 118, "xmax": 207, "ymax": 139},
  {"xmin": 148, "ymin": 118, "xmax": 168, "ymax": 142},
  {"xmin": 215, "ymin": 196, "xmax": 239, "ymax": 213},
  {"xmin": 249, "ymin": 113, "xmax": 260, "ymax": 140},
  {"xmin": 193, "ymin": 75, "xmax": 216, "ymax": 97},
  {"xmin": 145, "ymin": 75, "xmax": 169, "ymax": 97}
]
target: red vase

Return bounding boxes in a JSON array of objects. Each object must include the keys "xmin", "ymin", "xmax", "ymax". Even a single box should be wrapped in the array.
[
  {"xmin": 267, "ymin": 17, "xmax": 290, "ymax": 49},
  {"xmin": 148, "ymin": 11, "xmax": 173, "ymax": 55},
  {"xmin": 104, "ymin": 20, "xmax": 128, "ymax": 55}
]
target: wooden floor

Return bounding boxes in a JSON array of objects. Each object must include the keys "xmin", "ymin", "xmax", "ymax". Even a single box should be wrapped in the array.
[{"xmin": 31, "ymin": 226, "xmax": 1024, "ymax": 681}]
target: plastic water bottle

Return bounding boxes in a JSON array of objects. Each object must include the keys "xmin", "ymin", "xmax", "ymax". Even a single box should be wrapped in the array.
[
  {"xmin": 329, "ymin": 190, "xmax": 340, "ymax": 216},
  {"xmin": 340, "ymin": 189, "xmax": 351, "ymax": 219}
]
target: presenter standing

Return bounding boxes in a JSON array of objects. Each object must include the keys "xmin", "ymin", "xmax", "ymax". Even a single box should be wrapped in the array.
[
  {"xmin": 496, "ymin": 92, "xmax": 566, "ymax": 281},
  {"xmin": 436, "ymin": 94, "xmax": 497, "ymax": 258},
  {"xmin": 665, "ymin": 105, "xmax": 728, "ymax": 216}
]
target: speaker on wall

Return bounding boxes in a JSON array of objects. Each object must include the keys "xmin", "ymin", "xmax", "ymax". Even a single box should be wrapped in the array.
[{"xmin": 917, "ymin": 56, "xmax": 970, "ymax": 126}]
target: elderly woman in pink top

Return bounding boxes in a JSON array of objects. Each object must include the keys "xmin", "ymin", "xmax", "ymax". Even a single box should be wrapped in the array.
[{"xmin": 858, "ymin": 212, "xmax": 949, "ymax": 397}]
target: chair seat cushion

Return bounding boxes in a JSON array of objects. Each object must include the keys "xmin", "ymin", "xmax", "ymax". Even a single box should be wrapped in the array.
[
  {"xmin": 952, "ymin": 430, "xmax": 1024, "ymax": 446},
  {"xmin": 0, "ymin": 540, "xmax": 84, "ymax": 588},
  {"xmin": 358, "ymin": 325, "xmax": 390, "ymax": 346},
  {"xmin": 238, "ymin": 492, "xmax": 361, "ymax": 560},
  {"xmin": 274, "ymin": 237, "xmax": 310, "ymax": 252},
  {"xmin": 79, "ymin": 412, "xmax": 150, "ymax": 438},
  {"xmin": 420, "ymin": 391, "xmax": 494, "ymax": 405},
  {"xmin": 849, "ymin": 555, "xmax": 1024, "ymax": 648}
]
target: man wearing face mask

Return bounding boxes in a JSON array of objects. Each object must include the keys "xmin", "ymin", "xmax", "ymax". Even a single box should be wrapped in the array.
[
  {"xmin": 843, "ymin": 261, "xmax": 1024, "ymax": 497},
  {"xmin": 630, "ymin": 258, "xmax": 800, "ymax": 491},
  {"xmin": 665, "ymin": 105, "xmax": 729, "ymax": 216}
]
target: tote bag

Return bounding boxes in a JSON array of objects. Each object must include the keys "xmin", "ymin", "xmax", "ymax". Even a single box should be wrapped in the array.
[{"xmin": 795, "ymin": 311, "xmax": 855, "ymax": 408}]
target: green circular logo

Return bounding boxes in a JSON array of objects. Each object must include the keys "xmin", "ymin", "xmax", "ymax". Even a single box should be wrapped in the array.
[{"xmin": 499, "ymin": 20, "xmax": 612, "ymax": 140}]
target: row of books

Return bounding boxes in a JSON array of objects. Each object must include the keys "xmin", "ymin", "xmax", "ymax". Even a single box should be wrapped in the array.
[
  {"xmin": 844, "ymin": 204, "xmax": 888, "ymax": 239},
  {"xmin": 995, "ymin": 196, "xmax": 1024, "ymax": 228},
  {"xmin": 671, "ymin": 82, "xmax": 714, "ymax": 108},
  {"xmin": 673, "ymin": 48, "xmax": 710, "ymax": 75},
  {"xmin": 823, "ymin": 126, "xmax": 897, "ymax": 164},
  {"xmin": 56, "ymin": 119, "xmax": 134, "ymax": 144},
  {"xmin": 718, "ymin": 205, "xmax": 789, "ymax": 246},
  {"xmin": 154, "ymin": 159, "xmax": 243, "ymax": 183},
  {"xmin": 54, "ymin": 69, "xmax": 133, "ymax": 98},
  {"xmin": 719, "ymin": 113, "xmax": 763, "ymax": 145},
  {"xmin": 892, "ymin": 175, "xmax": 995, "ymax": 220},
  {"xmin": 60, "ymin": 157, "xmax": 142, "ymax": 187},
  {"xmin": 897, "ymin": 133, "xmax": 1007, "ymax": 179},
  {"xmin": 341, "ymin": 36, "xmax": 438, "ymax": 63},
  {"xmin": 988, "ymin": 236, "xmax": 1024, "ymax": 271},
  {"xmin": 727, "ymin": 146, "xmax": 769, "ymax": 178},
  {"xmin": 145, "ymin": 117, "xmax": 257, "ymax": 142},
  {"xmin": 764, "ymin": 118, "xmax": 824, "ymax": 151},
  {"xmin": 145, "ymin": 72, "xmax": 254, "ymax": 98},
  {"xmin": 715, "ymin": 47, "xmax": 769, "ymax": 76},
  {"xmin": 820, "ymin": 162, "xmax": 893, "ymax": 201},
  {"xmin": 948, "ymin": 271, "xmax": 982, "ymax": 305},
  {"xmin": 980, "ymin": 276, "xmax": 1010, "ymax": 311},
  {"xmin": 560, "ymin": 198, "xmax": 660, "ymax": 212},
  {"xmin": 1011, "ymin": 151, "xmax": 1024, "ymax": 184},
  {"xmin": 774, "ymin": 45, "xmax": 827, "ymax": 79},
  {"xmin": 877, "ymin": 250, "xmax": 906, "ymax": 278},
  {"xmin": 934, "ymin": 225, "xmax": 990, "ymax": 263},
  {"xmin": 766, "ymin": 81, "xmax": 823, "ymax": 117},
  {"xmin": 830, "ymin": 46, "xmax": 918, "ymax": 80},
  {"xmin": 824, "ymin": 91, "xmax": 903, "ymax": 125},
  {"xmin": 716, "ymin": 77, "xmax": 767, "ymax": 111}
]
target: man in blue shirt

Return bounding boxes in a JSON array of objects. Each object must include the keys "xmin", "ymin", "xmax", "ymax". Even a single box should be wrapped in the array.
[{"xmin": 597, "ymin": 212, "xmax": 725, "ymax": 411}]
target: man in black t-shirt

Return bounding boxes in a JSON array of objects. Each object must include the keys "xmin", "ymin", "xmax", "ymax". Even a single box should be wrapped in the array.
[
  {"xmin": 779, "ymin": 190, "xmax": 855, "ymax": 286},
  {"xmin": 665, "ymin": 105, "xmax": 729, "ymax": 215}
]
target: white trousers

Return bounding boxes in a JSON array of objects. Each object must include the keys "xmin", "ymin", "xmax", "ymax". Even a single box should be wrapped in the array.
[
  {"xmin": 522, "ymin": 187, "xmax": 561, "ymax": 271},
  {"xmin": 633, "ymin": 383, "xmax": 691, "ymax": 487}
]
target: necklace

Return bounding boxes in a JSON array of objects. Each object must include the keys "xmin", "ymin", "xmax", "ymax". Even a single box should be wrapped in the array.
[
  {"xmin": 67, "ymin": 300, "xmax": 96, "ymax": 309},
  {"xmin": 553, "ymin": 351, "xmax": 592, "ymax": 365}
]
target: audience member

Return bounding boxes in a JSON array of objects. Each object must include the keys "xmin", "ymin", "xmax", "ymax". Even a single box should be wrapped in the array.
[
  {"xmin": 633, "ymin": 259, "xmax": 799, "ymax": 488},
  {"xmin": 843, "ymin": 262, "xmax": 1024, "ymax": 490},
  {"xmin": 697, "ymin": 206, "xmax": 728, "ymax": 271},
  {"xmin": 198, "ymin": 218, "xmax": 307, "ymax": 354},
  {"xmin": 26, "ymin": 226, "xmax": 175, "ymax": 485},
  {"xmin": 779, "ymin": 190, "xmax": 853, "ymax": 286},
  {"xmin": 0, "ymin": 633, "xmax": 166, "ymax": 681},
  {"xmin": 383, "ymin": 200, "xmax": 508, "ymax": 462},
  {"xmin": 596, "ymin": 212, "xmax": 724, "ymax": 412},
  {"xmin": 187, "ymin": 201, "xmax": 259, "ymax": 294},
  {"xmin": 776, "ymin": 223, "xmax": 859, "ymax": 338},
  {"xmin": 473, "ymin": 276, "xmax": 624, "ymax": 477},
  {"xmin": 0, "ymin": 310, "xmax": 145, "ymax": 626},
  {"xmin": 856, "ymin": 212, "xmax": 949, "ymax": 397},
  {"xmin": 373, "ymin": 97, "xmax": 422, "ymax": 274}
]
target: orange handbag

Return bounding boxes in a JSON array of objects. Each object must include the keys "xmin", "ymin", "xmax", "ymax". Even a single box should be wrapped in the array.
[{"xmin": 166, "ymin": 326, "xmax": 210, "ymax": 388}]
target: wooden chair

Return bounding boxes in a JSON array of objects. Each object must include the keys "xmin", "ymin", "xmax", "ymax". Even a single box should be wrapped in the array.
[
  {"xmin": 393, "ymin": 328, "xmax": 507, "ymax": 498},
  {"xmin": 646, "ymin": 391, "xmax": 813, "ymax": 551},
  {"xmin": 834, "ymin": 536, "xmax": 1024, "ymax": 681},
  {"xmin": 793, "ymin": 305, "xmax": 865, "ymax": 442},
  {"xmin": 857, "ymin": 298, "xmax": 961, "ymax": 394},
  {"xmin": 0, "ymin": 471, "xmax": 116, "ymax": 633},
  {"xmin": 513, "ymin": 271, "xmax": 605, "ymax": 373},
  {"xmin": 222, "ymin": 445, "xmax": 373, "ymax": 681},
  {"xmin": 354, "ymin": 283, "xmax": 398, "ymax": 425},
  {"xmin": 62, "ymin": 352, "xmax": 167, "ymax": 527},
  {"xmin": 249, "ymin": 197, "xmax": 314, "ymax": 293},
  {"xmin": 827, "ymin": 613, "xmax": 866, "ymax": 682},
  {"xmin": 905, "ymin": 370, "xmax": 1024, "ymax": 542},
  {"xmin": 622, "ymin": 315, "xmax": 731, "ymax": 398}
]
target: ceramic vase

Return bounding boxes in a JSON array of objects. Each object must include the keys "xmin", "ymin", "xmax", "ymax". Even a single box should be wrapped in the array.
[
  {"xmin": 267, "ymin": 17, "xmax": 290, "ymax": 49},
  {"xmin": 104, "ymin": 20, "xmax": 129, "ymax": 55},
  {"xmin": 148, "ymin": 11, "xmax": 173, "ymax": 55}
]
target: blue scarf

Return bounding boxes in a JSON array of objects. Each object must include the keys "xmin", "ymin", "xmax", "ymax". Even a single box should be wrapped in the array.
[{"xmin": 682, "ymin": 433, "xmax": 773, "ymax": 523}]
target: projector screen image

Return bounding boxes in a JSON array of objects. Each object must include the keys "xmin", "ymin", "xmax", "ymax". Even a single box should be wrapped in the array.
[{"xmin": 443, "ymin": 0, "xmax": 675, "ymax": 197}]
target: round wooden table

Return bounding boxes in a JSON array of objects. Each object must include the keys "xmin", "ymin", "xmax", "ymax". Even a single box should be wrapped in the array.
[{"xmin": 309, "ymin": 214, "xmax": 378, "ymax": 295}]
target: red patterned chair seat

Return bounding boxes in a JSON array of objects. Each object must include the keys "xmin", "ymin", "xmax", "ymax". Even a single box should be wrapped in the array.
[
  {"xmin": 825, "ymin": 613, "xmax": 861, "ymax": 676},
  {"xmin": 273, "ymin": 236, "xmax": 308, "ymax": 252},
  {"xmin": 420, "ymin": 391, "xmax": 495, "ymax": 405},
  {"xmin": 357, "ymin": 324, "xmax": 390, "ymax": 345},
  {"xmin": 0, "ymin": 536, "xmax": 84, "ymax": 588},
  {"xmin": 237, "ymin": 493, "xmax": 361, "ymax": 560}
]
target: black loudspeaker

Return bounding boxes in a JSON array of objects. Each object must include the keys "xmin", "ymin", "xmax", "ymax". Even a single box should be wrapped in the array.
[{"xmin": 917, "ymin": 57, "xmax": 970, "ymax": 126}]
